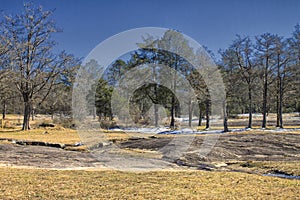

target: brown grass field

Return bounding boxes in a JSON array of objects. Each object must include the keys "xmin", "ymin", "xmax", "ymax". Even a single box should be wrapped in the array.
[
  {"xmin": 0, "ymin": 114, "xmax": 299, "ymax": 199},
  {"xmin": 0, "ymin": 167, "xmax": 299, "ymax": 199}
]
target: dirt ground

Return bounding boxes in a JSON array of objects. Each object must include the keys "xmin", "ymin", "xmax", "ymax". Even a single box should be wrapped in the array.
[
  {"xmin": 0, "ymin": 131, "xmax": 299, "ymax": 175},
  {"xmin": 119, "ymin": 133, "xmax": 300, "ymax": 162}
]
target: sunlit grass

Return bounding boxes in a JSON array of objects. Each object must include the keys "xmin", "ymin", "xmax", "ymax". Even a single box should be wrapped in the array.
[
  {"xmin": 0, "ymin": 128, "xmax": 80, "ymax": 144},
  {"xmin": 0, "ymin": 167, "xmax": 299, "ymax": 199},
  {"xmin": 257, "ymin": 161, "xmax": 300, "ymax": 176},
  {"xmin": 227, "ymin": 161, "xmax": 300, "ymax": 176}
]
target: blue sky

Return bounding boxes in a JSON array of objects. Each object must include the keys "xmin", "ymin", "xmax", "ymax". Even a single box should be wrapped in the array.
[{"xmin": 1, "ymin": 0, "xmax": 300, "ymax": 60}]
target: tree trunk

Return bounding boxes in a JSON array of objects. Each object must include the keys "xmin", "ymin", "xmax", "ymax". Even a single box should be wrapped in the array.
[
  {"xmin": 223, "ymin": 101, "xmax": 229, "ymax": 132},
  {"xmin": 154, "ymin": 104, "xmax": 158, "ymax": 127},
  {"xmin": 198, "ymin": 106, "xmax": 203, "ymax": 126},
  {"xmin": 93, "ymin": 106, "xmax": 96, "ymax": 120},
  {"xmin": 188, "ymin": 99, "xmax": 193, "ymax": 127},
  {"xmin": 279, "ymin": 87, "xmax": 283, "ymax": 128},
  {"xmin": 276, "ymin": 55, "xmax": 283, "ymax": 128},
  {"xmin": 262, "ymin": 60, "xmax": 268, "ymax": 129},
  {"xmin": 205, "ymin": 99, "xmax": 210, "ymax": 129},
  {"xmin": 22, "ymin": 100, "xmax": 31, "ymax": 130},
  {"xmin": 152, "ymin": 65, "xmax": 159, "ymax": 127},
  {"xmin": 51, "ymin": 110, "xmax": 54, "ymax": 120},
  {"xmin": 170, "ymin": 96, "xmax": 175, "ymax": 129},
  {"xmin": 248, "ymin": 86, "xmax": 253, "ymax": 129},
  {"xmin": 31, "ymin": 107, "xmax": 35, "ymax": 121},
  {"xmin": 170, "ymin": 60, "xmax": 177, "ymax": 129},
  {"xmin": 2, "ymin": 100, "xmax": 6, "ymax": 120},
  {"xmin": 279, "ymin": 72, "xmax": 284, "ymax": 128}
]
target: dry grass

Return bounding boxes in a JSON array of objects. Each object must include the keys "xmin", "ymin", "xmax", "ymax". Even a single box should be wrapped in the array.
[
  {"xmin": 0, "ymin": 167, "xmax": 299, "ymax": 199},
  {"xmin": 227, "ymin": 161, "xmax": 300, "ymax": 176},
  {"xmin": 252, "ymin": 161, "xmax": 300, "ymax": 176},
  {"xmin": 0, "ymin": 128, "xmax": 80, "ymax": 144}
]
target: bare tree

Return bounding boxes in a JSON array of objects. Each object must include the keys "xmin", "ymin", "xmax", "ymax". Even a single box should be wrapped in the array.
[
  {"xmin": 0, "ymin": 3, "xmax": 77, "ymax": 130},
  {"xmin": 273, "ymin": 36, "xmax": 290, "ymax": 128},
  {"xmin": 220, "ymin": 35, "xmax": 258, "ymax": 128},
  {"xmin": 289, "ymin": 24, "xmax": 300, "ymax": 112},
  {"xmin": 255, "ymin": 33, "xmax": 276, "ymax": 128},
  {"xmin": 0, "ymin": 31, "xmax": 14, "ymax": 120}
]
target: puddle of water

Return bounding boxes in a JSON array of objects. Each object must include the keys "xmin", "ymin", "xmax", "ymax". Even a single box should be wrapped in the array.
[{"xmin": 263, "ymin": 173, "xmax": 300, "ymax": 180}]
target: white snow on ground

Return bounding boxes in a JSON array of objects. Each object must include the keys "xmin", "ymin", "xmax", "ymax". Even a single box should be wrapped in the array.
[
  {"xmin": 121, "ymin": 127, "xmax": 171, "ymax": 134},
  {"xmin": 108, "ymin": 128, "xmax": 123, "ymax": 132},
  {"xmin": 259, "ymin": 128, "xmax": 300, "ymax": 132},
  {"xmin": 108, "ymin": 127, "xmax": 300, "ymax": 134},
  {"xmin": 193, "ymin": 130, "xmax": 224, "ymax": 134},
  {"xmin": 237, "ymin": 113, "xmax": 263, "ymax": 117}
]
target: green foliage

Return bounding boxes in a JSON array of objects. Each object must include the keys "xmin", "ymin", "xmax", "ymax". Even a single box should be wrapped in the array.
[{"xmin": 95, "ymin": 78, "xmax": 113, "ymax": 120}]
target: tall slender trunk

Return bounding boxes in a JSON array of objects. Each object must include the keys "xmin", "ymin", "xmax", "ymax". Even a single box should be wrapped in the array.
[
  {"xmin": 262, "ymin": 59, "xmax": 268, "ymax": 128},
  {"xmin": 248, "ymin": 86, "xmax": 253, "ymax": 128},
  {"xmin": 22, "ymin": 100, "xmax": 31, "ymax": 130},
  {"xmin": 276, "ymin": 55, "xmax": 283, "ymax": 128},
  {"xmin": 31, "ymin": 106, "xmax": 35, "ymax": 121},
  {"xmin": 93, "ymin": 106, "xmax": 96, "ymax": 120},
  {"xmin": 223, "ymin": 101, "xmax": 229, "ymax": 132},
  {"xmin": 152, "ymin": 66, "xmax": 159, "ymax": 127},
  {"xmin": 279, "ymin": 85, "xmax": 283, "ymax": 128},
  {"xmin": 154, "ymin": 104, "xmax": 158, "ymax": 127},
  {"xmin": 2, "ymin": 100, "xmax": 6, "ymax": 120},
  {"xmin": 198, "ymin": 107, "xmax": 202, "ymax": 126},
  {"xmin": 205, "ymin": 99, "xmax": 210, "ymax": 129},
  {"xmin": 188, "ymin": 98, "xmax": 193, "ymax": 127},
  {"xmin": 276, "ymin": 55, "xmax": 280, "ymax": 127},
  {"xmin": 170, "ymin": 58, "xmax": 177, "ymax": 129},
  {"xmin": 170, "ymin": 96, "xmax": 175, "ymax": 129},
  {"xmin": 51, "ymin": 106, "xmax": 54, "ymax": 120}
]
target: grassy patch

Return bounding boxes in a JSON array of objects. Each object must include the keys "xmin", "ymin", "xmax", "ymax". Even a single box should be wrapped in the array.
[
  {"xmin": 0, "ymin": 167, "xmax": 299, "ymax": 199},
  {"xmin": 253, "ymin": 161, "xmax": 300, "ymax": 176},
  {"xmin": 226, "ymin": 161, "xmax": 300, "ymax": 177},
  {"xmin": 0, "ymin": 128, "xmax": 80, "ymax": 144}
]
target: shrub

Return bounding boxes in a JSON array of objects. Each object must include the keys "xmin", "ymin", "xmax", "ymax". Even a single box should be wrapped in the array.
[
  {"xmin": 39, "ymin": 122, "xmax": 55, "ymax": 128},
  {"xmin": 53, "ymin": 118, "xmax": 80, "ymax": 129},
  {"xmin": 99, "ymin": 120, "xmax": 117, "ymax": 129}
]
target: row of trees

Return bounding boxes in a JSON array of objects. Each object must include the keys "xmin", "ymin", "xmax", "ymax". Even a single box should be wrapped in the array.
[
  {"xmin": 220, "ymin": 28, "xmax": 300, "ymax": 129},
  {"xmin": 92, "ymin": 30, "xmax": 224, "ymax": 130},
  {"xmin": 93, "ymin": 27, "xmax": 300, "ymax": 130}
]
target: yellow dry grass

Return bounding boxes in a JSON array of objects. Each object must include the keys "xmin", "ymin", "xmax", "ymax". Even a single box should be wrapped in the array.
[
  {"xmin": 0, "ymin": 128, "xmax": 80, "ymax": 144},
  {"xmin": 258, "ymin": 161, "xmax": 300, "ymax": 176},
  {"xmin": 0, "ymin": 167, "xmax": 299, "ymax": 199}
]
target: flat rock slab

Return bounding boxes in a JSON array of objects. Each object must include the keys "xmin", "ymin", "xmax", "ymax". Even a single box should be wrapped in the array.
[
  {"xmin": 0, "ymin": 143, "xmax": 179, "ymax": 171},
  {"xmin": 0, "ymin": 144, "xmax": 101, "ymax": 169},
  {"xmin": 0, "ymin": 133, "xmax": 299, "ymax": 171},
  {"xmin": 119, "ymin": 133, "xmax": 300, "ymax": 163}
]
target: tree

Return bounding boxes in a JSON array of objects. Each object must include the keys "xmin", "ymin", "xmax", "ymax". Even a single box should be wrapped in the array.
[
  {"xmin": 255, "ymin": 33, "xmax": 277, "ymax": 128},
  {"xmin": 157, "ymin": 30, "xmax": 194, "ymax": 128},
  {"xmin": 0, "ymin": 29, "xmax": 19, "ymax": 120},
  {"xmin": 95, "ymin": 78, "xmax": 113, "ymax": 120},
  {"xmin": 272, "ymin": 36, "xmax": 291, "ymax": 128},
  {"xmin": 220, "ymin": 35, "xmax": 258, "ymax": 128},
  {"xmin": 0, "ymin": 71, "xmax": 18, "ymax": 119},
  {"xmin": 187, "ymin": 69, "xmax": 210, "ymax": 129},
  {"xmin": 0, "ymin": 3, "xmax": 77, "ymax": 130},
  {"xmin": 289, "ymin": 24, "xmax": 300, "ymax": 113}
]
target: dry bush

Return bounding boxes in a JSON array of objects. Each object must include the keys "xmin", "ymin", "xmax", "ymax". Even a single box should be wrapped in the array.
[
  {"xmin": 53, "ymin": 118, "xmax": 80, "ymax": 129},
  {"xmin": 99, "ymin": 120, "xmax": 117, "ymax": 129}
]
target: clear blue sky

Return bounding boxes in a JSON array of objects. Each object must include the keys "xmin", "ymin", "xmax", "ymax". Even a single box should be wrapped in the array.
[{"xmin": 1, "ymin": 0, "xmax": 300, "ymax": 60}]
